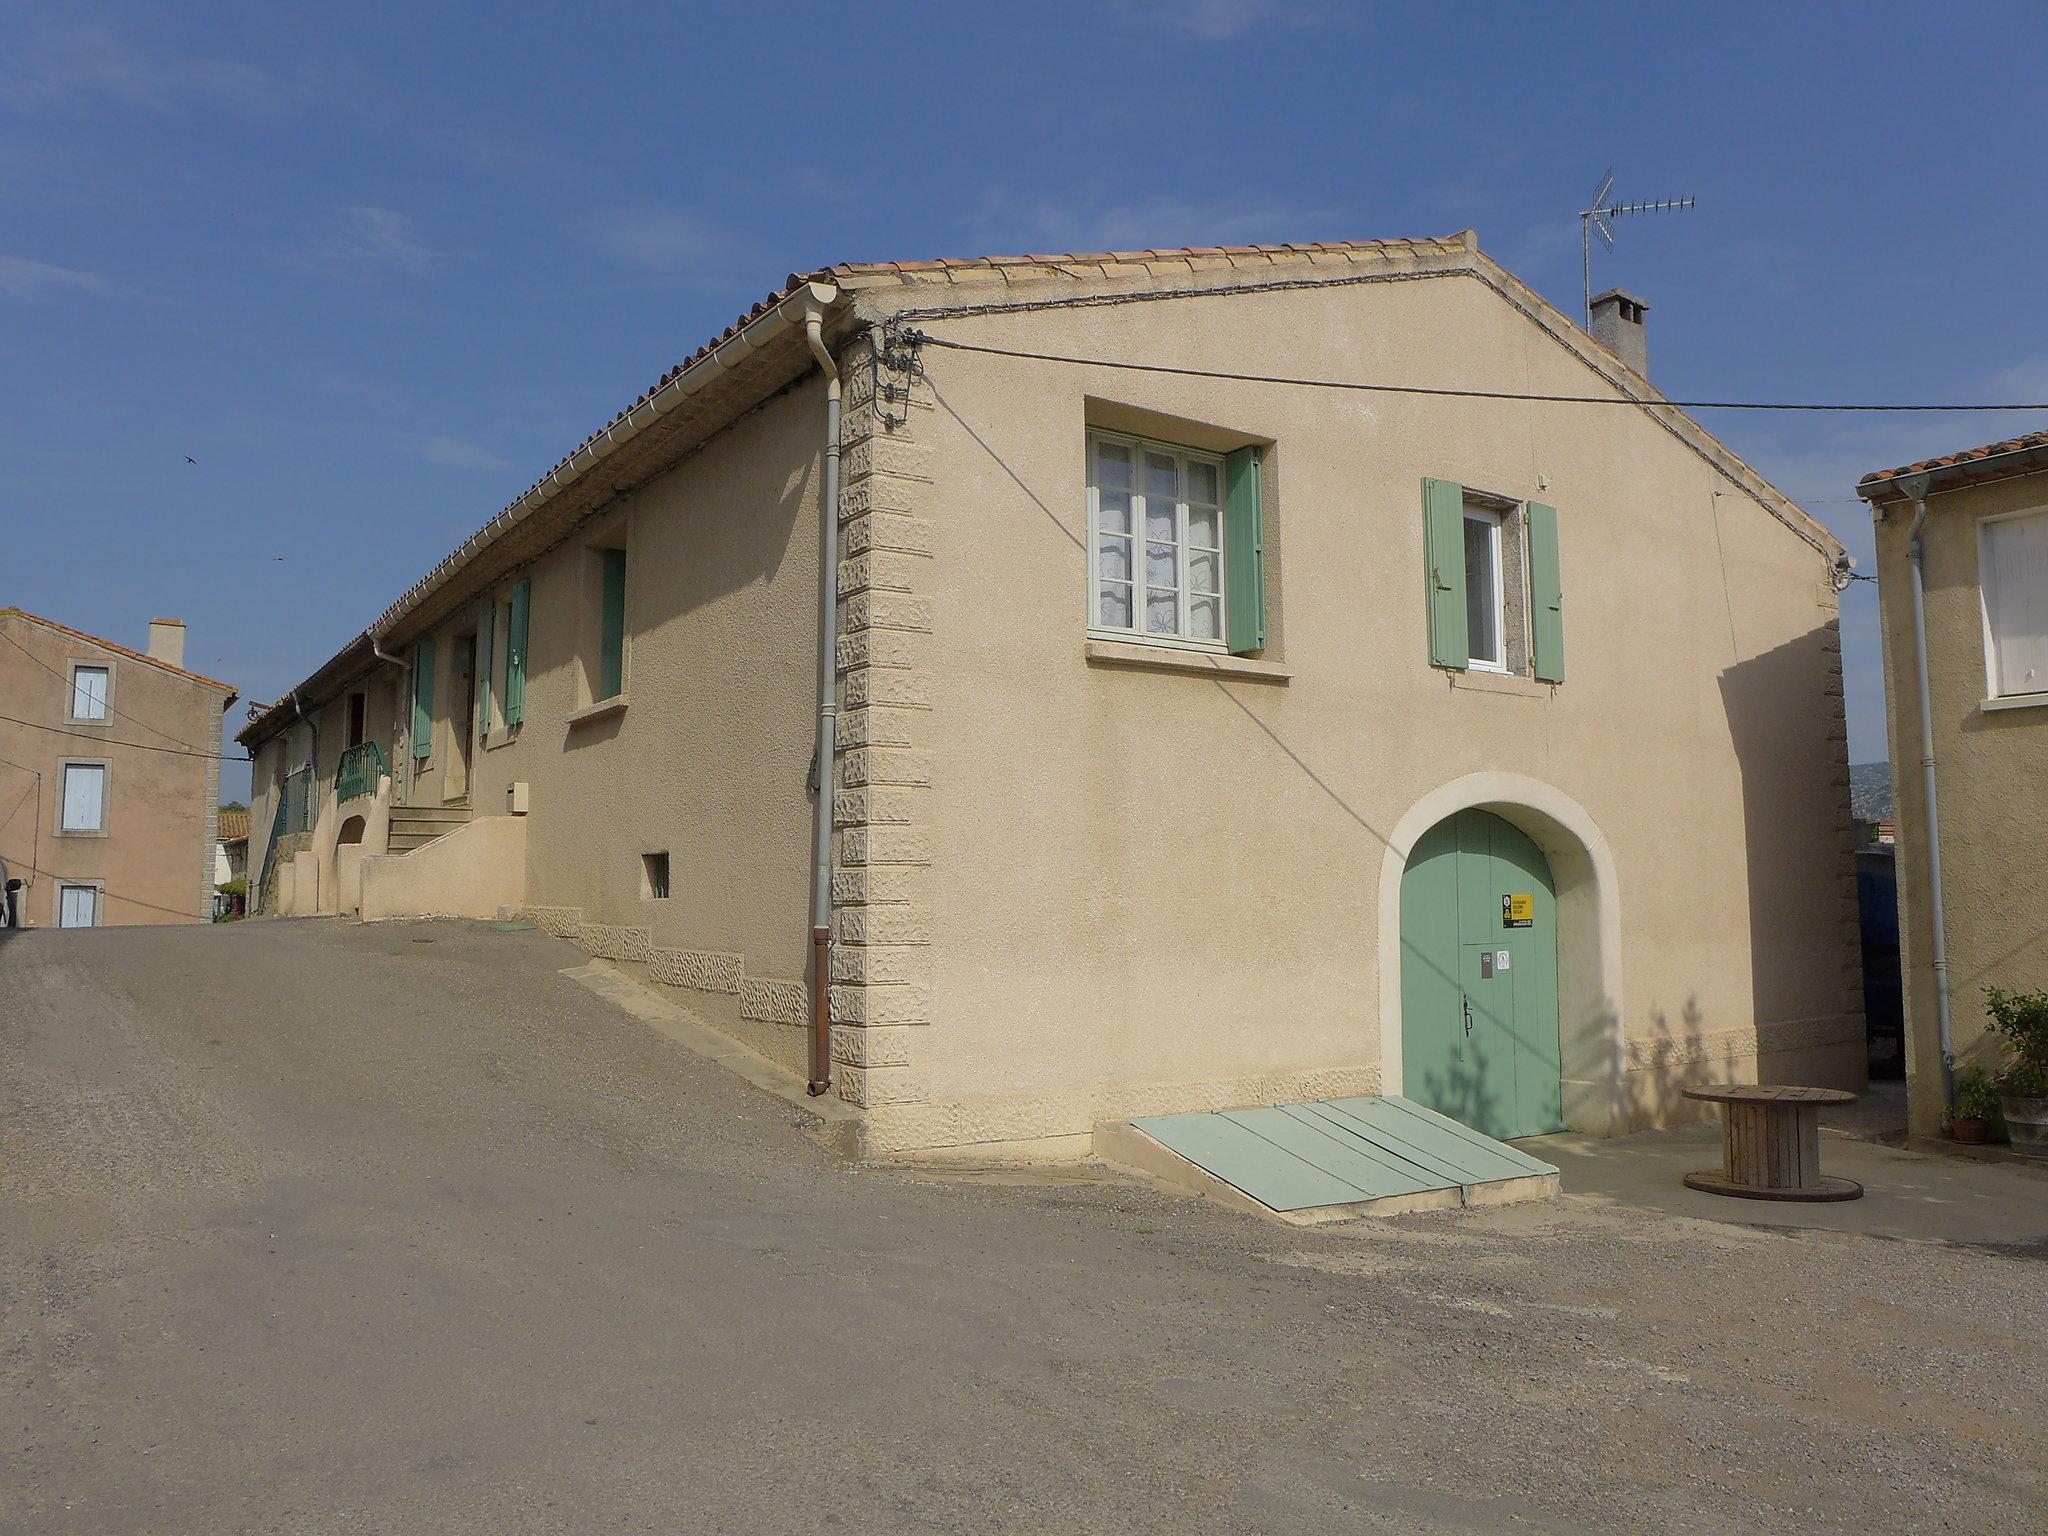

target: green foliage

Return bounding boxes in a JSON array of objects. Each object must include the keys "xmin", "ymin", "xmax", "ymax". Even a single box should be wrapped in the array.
[
  {"xmin": 215, "ymin": 878, "xmax": 246, "ymax": 897},
  {"xmin": 1953, "ymin": 1064, "xmax": 2002, "ymax": 1123},
  {"xmin": 1984, "ymin": 985, "xmax": 2048, "ymax": 1099},
  {"xmin": 219, "ymin": 800, "xmax": 248, "ymax": 813}
]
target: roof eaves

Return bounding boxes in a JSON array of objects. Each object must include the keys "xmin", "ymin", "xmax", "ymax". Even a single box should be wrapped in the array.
[
  {"xmin": 1856, "ymin": 430, "xmax": 2048, "ymax": 502},
  {"xmin": 238, "ymin": 280, "xmax": 843, "ymax": 748},
  {"xmin": 0, "ymin": 607, "xmax": 238, "ymax": 696}
]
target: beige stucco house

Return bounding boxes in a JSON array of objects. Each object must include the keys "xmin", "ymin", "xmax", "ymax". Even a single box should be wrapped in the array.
[
  {"xmin": 1857, "ymin": 430, "xmax": 2048, "ymax": 1135},
  {"xmin": 241, "ymin": 232, "xmax": 1864, "ymax": 1158},
  {"xmin": 0, "ymin": 610, "xmax": 235, "ymax": 928}
]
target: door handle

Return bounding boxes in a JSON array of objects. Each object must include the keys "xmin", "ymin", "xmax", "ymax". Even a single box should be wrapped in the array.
[{"xmin": 1461, "ymin": 992, "xmax": 1473, "ymax": 1038}]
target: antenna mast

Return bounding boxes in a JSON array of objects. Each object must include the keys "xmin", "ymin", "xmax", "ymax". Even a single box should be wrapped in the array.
[{"xmin": 1580, "ymin": 168, "xmax": 1696, "ymax": 325}]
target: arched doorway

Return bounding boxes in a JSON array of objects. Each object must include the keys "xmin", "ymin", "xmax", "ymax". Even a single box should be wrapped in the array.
[
  {"xmin": 1378, "ymin": 774, "xmax": 1625, "ymax": 1137},
  {"xmin": 1400, "ymin": 809, "xmax": 1562, "ymax": 1139}
]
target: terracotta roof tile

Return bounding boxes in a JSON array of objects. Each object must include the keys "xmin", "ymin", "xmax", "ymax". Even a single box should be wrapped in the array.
[
  {"xmin": 1859, "ymin": 429, "xmax": 2048, "ymax": 493},
  {"xmin": 216, "ymin": 809, "xmax": 250, "ymax": 842}
]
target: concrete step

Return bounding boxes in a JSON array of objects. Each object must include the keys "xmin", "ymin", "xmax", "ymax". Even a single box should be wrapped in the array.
[
  {"xmin": 388, "ymin": 804, "xmax": 472, "ymax": 855},
  {"xmin": 386, "ymin": 831, "xmax": 450, "ymax": 853}
]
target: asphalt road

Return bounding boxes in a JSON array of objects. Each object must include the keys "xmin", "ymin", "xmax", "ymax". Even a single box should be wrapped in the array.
[{"xmin": 4, "ymin": 918, "xmax": 2044, "ymax": 1534}]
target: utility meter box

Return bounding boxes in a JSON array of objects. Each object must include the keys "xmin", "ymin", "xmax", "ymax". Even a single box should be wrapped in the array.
[{"xmin": 507, "ymin": 781, "xmax": 530, "ymax": 815}]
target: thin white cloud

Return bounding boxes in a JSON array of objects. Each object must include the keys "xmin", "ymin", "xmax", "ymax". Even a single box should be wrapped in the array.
[
  {"xmin": 414, "ymin": 436, "xmax": 511, "ymax": 471},
  {"xmin": 297, "ymin": 206, "xmax": 437, "ymax": 280},
  {"xmin": 0, "ymin": 254, "xmax": 119, "ymax": 299},
  {"xmin": 586, "ymin": 207, "xmax": 745, "ymax": 285},
  {"xmin": 0, "ymin": 21, "xmax": 287, "ymax": 115},
  {"xmin": 962, "ymin": 188, "xmax": 1336, "ymax": 256},
  {"xmin": 1984, "ymin": 353, "xmax": 2048, "ymax": 405},
  {"xmin": 1109, "ymin": 0, "xmax": 1344, "ymax": 41}
]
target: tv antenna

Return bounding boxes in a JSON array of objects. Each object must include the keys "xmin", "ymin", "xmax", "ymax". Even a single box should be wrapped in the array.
[{"xmin": 1580, "ymin": 168, "xmax": 1695, "ymax": 326}]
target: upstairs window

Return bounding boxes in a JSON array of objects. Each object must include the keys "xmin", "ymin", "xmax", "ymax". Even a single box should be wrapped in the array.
[
  {"xmin": 1424, "ymin": 478, "xmax": 1564, "ymax": 683},
  {"xmin": 68, "ymin": 665, "xmax": 110, "ymax": 722},
  {"xmin": 598, "ymin": 547, "xmax": 627, "ymax": 700},
  {"xmin": 1087, "ymin": 430, "xmax": 1265, "ymax": 654},
  {"xmin": 60, "ymin": 762, "xmax": 106, "ymax": 833},
  {"xmin": 1981, "ymin": 508, "xmax": 2048, "ymax": 699},
  {"xmin": 1462, "ymin": 503, "xmax": 1506, "ymax": 672}
]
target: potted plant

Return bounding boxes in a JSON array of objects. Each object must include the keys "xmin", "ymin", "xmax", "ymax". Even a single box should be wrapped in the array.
[
  {"xmin": 1951, "ymin": 1065, "xmax": 2001, "ymax": 1144},
  {"xmin": 1984, "ymin": 985, "xmax": 2048, "ymax": 1162}
]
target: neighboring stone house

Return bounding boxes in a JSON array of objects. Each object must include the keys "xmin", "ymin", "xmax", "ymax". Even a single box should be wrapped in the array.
[
  {"xmin": 1857, "ymin": 430, "xmax": 2048, "ymax": 1134},
  {"xmin": 215, "ymin": 807, "xmax": 250, "ymax": 886},
  {"xmin": 241, "ymin": 232, "xmax": 1864, "ymax": 1158},
  {"xmin": 213, "ymin": 807, "xmax": 250, "ymax": 915},
  {"xmin": 0, "ymin": 610, "xmax": 236, "ymax": 927}
]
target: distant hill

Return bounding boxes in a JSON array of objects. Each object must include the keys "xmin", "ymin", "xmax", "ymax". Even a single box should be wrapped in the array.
[{"xmin": 1850, "ymin": 762, "xmax": 1893, "ymax": 822}]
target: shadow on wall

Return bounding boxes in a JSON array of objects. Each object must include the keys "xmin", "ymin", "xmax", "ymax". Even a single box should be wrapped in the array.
[
  {"xmin": 1595, "ymin": 993, "xmax": 1743, "ymax": 1132},
  {"xmin": 1411, "ymin": 1031, "xmax": 1505, "ymax": 1137},
  {"xmin": 1717, "ymin": 623, "xmax": 1861, "ymax": 1084}
]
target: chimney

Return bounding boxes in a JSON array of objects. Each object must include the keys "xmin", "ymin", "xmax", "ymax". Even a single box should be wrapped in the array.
[
  {"xmin": 1589, "ymin": 288, "xmax": 1650, "ymax": 377},
  {"xmin": 148, "ymin": 618, "xmax": 186, "ymax": 669}
]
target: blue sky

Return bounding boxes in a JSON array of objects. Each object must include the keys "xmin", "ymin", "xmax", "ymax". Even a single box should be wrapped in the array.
[{"xmin": 5, "ymin": 1, "xmax": 2044, "ymax": 802}]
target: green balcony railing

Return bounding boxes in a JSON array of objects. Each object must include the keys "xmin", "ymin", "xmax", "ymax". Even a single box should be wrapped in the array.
[{"xmin": 336, "ymin": 740, "xmax": 387, "ymax": 805}]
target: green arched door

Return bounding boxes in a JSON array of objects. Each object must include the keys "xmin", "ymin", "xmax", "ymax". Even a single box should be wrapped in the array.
[{"xmin": 1399, "ymin": 809, "xmax": 1563, "ymax": 1140}]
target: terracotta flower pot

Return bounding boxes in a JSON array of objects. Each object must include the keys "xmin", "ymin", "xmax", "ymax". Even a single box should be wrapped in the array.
[
  {"xmin": 2000, "ymin": 1095, "xmax": 2048, "ymax": 1161},
  {"xmin": 1952, "ymin": 1118, "xmax": 1992, "ymax": 1145}
]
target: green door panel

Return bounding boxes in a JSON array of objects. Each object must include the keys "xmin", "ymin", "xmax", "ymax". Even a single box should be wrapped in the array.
[
  {"xmin": 1399, "ymin": 815, "xmax": 1465, "ymax": 1132},
  {"xmin": 1399, "ymin": 808, "xmax": 1563, "ymax": 1140}
]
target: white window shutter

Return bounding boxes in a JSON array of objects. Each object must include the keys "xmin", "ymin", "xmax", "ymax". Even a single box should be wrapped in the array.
[
  {"xmin": 72, "ymin": 667, "xmax": 109, "ymax": 720},
  {"xmin": 1985, "ymin": 513, "xmax": 2048, "ymax": 696},
  {"xmin": 62, "ymin": 765, "xmax": 105, "ymax": 831}
]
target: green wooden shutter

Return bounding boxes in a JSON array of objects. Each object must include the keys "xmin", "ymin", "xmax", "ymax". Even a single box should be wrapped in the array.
[
  {"xmin": 1423, "ymin": 477, "xmax": 1468, "ymax": 669},
  {"xmin": 598, "ymin": 548, "xmax": 627, "ymax": 700},
  {"xmin": 1223, "ymin": 446, "xmax": 1265, "ymax": 655},
  {"xmin": 411, "ymin": 638, "xmax": 435, "ymax": 760},
  {"xmin": 504, "ymin": 578, "xmax": 529, "ymax": 724},
  {"xmin": 1527, "ymin": 501, "xmax": 1564, "ymax": 682},
  {"xmin": 476, "ymin": 601, "xmax": 494, "ymax": 732}
]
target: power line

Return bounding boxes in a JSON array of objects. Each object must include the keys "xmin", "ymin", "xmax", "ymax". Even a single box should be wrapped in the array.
[
  {"xmin": 0, "ymin": 711, "xmax": 247, "ymax": 762},
  {"xmin": 0, "ymin": 629, "xmax": 213, "ymax": 754},
  {"xmin": 901, "ymin": 331, "xmax": 2048, "ymax": 414},
  {"xmin": 2, "ymin": 854, "xmax": 221, "ymax": 922}
]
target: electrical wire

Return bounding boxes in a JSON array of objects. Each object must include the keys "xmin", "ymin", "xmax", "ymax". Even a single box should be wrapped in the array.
[
  {"xmin": 0, "ymin": 629, "xmax": 214, "ymax": 753},
  {"xmin": 2, "ymin": 854, "xmax": 221, "ymax": 923},
  {"xmin": 0, "ymin": 711, "xmax": 247, "ymax": 761},
  {"xmin": 901, "ymin": 331, "xmax": 2048, "ymax": 414}
]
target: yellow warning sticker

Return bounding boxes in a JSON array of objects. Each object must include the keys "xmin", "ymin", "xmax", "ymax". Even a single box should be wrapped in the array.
[{"xmin": 1503, "ymin": 893, "xmax": 1534, "ymax": 928}]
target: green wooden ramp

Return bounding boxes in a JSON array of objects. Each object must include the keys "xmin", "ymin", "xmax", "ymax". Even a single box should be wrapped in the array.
[{"xmin": 1125, "ymin": 1095, "xmax": 1557, "ymax": 1216}]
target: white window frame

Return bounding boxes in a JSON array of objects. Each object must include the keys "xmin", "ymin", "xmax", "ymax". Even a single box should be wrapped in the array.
[
  {"xmin": 1462, "ymin": 502, "xmax": 1508, "ymax": 673},
  {"xmin": 1086, "ymin": 430, "xmax": 1228, "ymax": 652},
  {"xmin": 66, "ymin": 660, "xmax": 113, "ymax": 724},
  {"xmin": 1977, "ymin": 504, "xmax": 2048, "ymax": 702},
  {"xmin": 56, "ymin": 882, "xmax": 103, "ymax": 928},
  {"xmin": 57, "ymin": 759, "xmax": 109, "ymax": 837}
]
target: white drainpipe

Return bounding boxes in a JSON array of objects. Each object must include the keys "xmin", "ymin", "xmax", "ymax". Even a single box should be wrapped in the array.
[
  {"xmin": 803, "ymin": 305, "xmax": 841, "ymax": 1097},
  {"xmin": 371, "ymin": 631, "xmax": 411, "ymax": 809},
  {"xmin": 1901, "ymin": 477, "xmax": 1956, "ymax": 1113}
]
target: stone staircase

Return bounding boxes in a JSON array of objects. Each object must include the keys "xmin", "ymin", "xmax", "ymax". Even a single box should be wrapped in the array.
[{"xmin": 386, "ymin": 804, "xmax": 472, "ymax": 854}]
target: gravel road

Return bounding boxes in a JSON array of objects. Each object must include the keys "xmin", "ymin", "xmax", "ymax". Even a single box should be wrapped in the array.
[{"xmin": 3, "ymin": 918, "xmax": 2043, "ymax": 1533}]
